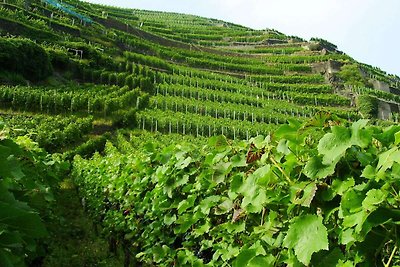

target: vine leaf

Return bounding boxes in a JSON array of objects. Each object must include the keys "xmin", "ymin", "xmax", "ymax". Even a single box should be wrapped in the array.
[
  {"xmin": 340, "ymin": 189, "xmax": 364, "ymax": 217},
  {"xmin": 239, "ymin": 167, "xmax": 269, "ymax": 213},
  {"xmin": 0, "ymin": 202, "xmax": 48, "ymax": 238},
  {"xmin": 247, "ymin": 255, "xmax": 275, "ymax": 267},
  {"xmin": 291, "ymin": 182, "xmax": 317, "ymax": 207},
  {"xmin": 175, "ymin": 156, "xmax": 192, "ymax": 170},
  {"xmin": 313, "ymin": 248, "xmax": 345, "ymax": 267},
  {"xmin": 375, "ymin": 125, "xmax": 400, "ymax": 146},
  {"xmin": 376, "ymin": 147, "xmax": 400, "ymax": 179},
  {"xmin": 233, "ymin": 245, "xmax": 274, "ymax": 267},
  {"xmin": 318, "ymin": 120, "xmax": 371, "ymax": 165},
  {"xmin": 163, "ymin": 214, "xmax": 176, "ymax": 226},
  {"xmin": 304, "ymin": 156, "xmax": 336, "ymax": 179},
  {"xmin": 318, "ymin": 126, "xmax": 351, "ymax": 165},
  {"xmin": 349, "ymin": 119, "xmax": 371, "ymax": 147},
  {"xmin": 361, "ymin": 165, "xmax": 375, "ymax": 179},
  {"xmin": 233, "ymin": 249, "xmax": 256, "ymax": 267},
  {"xmin": 283, "ymin": 215, "xmax": 328, "ymax": 265},
  {"xmin": 362, "ymin": 189, "xmax": 386, "ymax": 212}
]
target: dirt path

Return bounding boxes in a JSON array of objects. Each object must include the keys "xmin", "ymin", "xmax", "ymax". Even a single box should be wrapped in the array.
[{"xmin": 38, "ymin": 179, "xmax": 123, "ymax": 267}]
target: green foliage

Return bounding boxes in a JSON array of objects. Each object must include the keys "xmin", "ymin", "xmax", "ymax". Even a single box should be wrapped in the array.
[
  {"xmin": 72, "ymin": 117, "xmax": 400, "ymax": 266},
  {"xmin": 2, "ymin": 114, "xmax": 94, "ymax": 152},
  {"xmin": 264, "ymin": 54, "xmax": 350, "ymax": 64},
  {"xmin": 139, "ymin": 76, "xmax": 154, "ymax": 94},
  {"xmin": 112, "ymin": 107, "xmax": 137, "ymax": 128},
  {"xmin": 356, "ymin": 95, "xmax": 378, "ymax": 118},
  {"xmin": 283, "ymin": 215, "xmax": 328, "ymax": 265},
  {"xmin": 0, "ymin": 37, "xmax": 52, "ymax": 81},
  {"xmin": 0, "ymin": 122, "xmax": 65, "ymax": 266},
  {"xmin": 338, "ymin": 64, "xmax": 365, "ymax": 88},
  {"xmin": 357, "ymin": 86, "xmax": 400, "ymax": 104},
  {"xmin": 317, "ymin": 119, "xmax": 370, "ymax": 165},
  {"xmin": 0, "ymin": 84, "xmax": 146, "ymax": 117},
  {"xmin": 124, "ymin": 51, "xmax": 172, "ymax": 71},
  {"xmin": 47, "ymin": 50, "xmax": 69, "ymax": 70},
  {"xmin": 59, "ymin": 42, "xmax": 113, "ymax": 68}
]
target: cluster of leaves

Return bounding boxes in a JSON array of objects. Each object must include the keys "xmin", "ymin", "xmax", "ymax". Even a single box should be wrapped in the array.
[
  {"xmin": 0, "ymin": 121, "xmax": 66, "ymax": 266},
  {"xmin": 72, "ymin": 115, "xmax": 400, "ymax": 266}
]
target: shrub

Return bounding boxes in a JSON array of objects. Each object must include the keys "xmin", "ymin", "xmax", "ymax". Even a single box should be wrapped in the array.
[
  {"xmin": 0, "ymin": 37, "xmax": 52, "ymax": 81},
  {"xmin": 338, "ymin": 64, "xmax": 365, "ymax": 88}
]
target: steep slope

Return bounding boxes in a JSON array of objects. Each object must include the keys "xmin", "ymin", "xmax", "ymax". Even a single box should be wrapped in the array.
[{"xmin": 1, "ymin": 0, "xmax": 400, "ymax": 266}]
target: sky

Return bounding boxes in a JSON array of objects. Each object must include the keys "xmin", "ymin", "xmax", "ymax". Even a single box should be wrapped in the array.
[{"xmin": 86, "ymin": 0, "xmax": 400, "ymax": 76}]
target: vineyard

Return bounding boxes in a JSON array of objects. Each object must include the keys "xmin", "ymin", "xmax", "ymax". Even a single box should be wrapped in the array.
[{"xmin": 0, "ymin": 0, "xmax": 400, "ymax": 266}]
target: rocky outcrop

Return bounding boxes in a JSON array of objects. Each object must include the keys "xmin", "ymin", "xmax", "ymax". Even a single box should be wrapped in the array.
[{"xmin": 312, "ymin": 60, "xmax": 343, "ymax": 76}]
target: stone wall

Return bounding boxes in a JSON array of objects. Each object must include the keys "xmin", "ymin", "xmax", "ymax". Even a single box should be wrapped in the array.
[
  {"xmin": 370, "ymin": 80, "xmax": 390, "ymax": 93},
  {"xmin": 377, "ymin": 100, "xmax": 392, "ymax": 120},
  {"xmin": 312, "ymin": 60, "xmax": 342, "ymax": 76}
]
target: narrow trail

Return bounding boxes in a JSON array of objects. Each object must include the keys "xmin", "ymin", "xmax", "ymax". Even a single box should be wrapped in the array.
[{"xmin": 39, "ymin": 179, "xmax": 123, "ymax": 267}]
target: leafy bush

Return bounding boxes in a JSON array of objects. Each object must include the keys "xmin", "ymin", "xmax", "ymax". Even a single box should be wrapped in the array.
[
  {"xmin": 338, "ymin": 64, "xmax": 366, "ymax": 88},
  {"xmin": 0, "ymin": 122, "xmax": 66, "ymax": 266},
  {"xmin": 0, "ymin": 37, "xmax": 52, "ymax": 81}
]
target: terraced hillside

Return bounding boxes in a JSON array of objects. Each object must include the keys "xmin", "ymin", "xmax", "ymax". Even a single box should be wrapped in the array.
[
  {"xmin": 1, "ymin": 0, "xmax": 400, "ymax": 143},
  {"xmin": 1, "ymin": 0, "xmax": 400, "ymax": 266}
]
